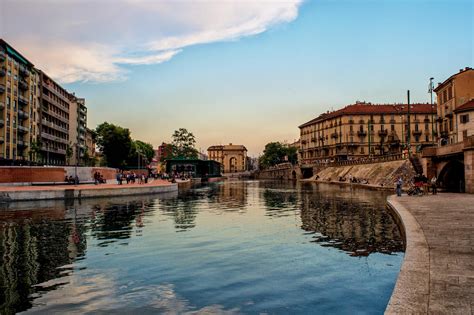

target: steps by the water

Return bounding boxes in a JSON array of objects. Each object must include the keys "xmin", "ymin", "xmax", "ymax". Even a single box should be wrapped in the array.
[{"xmin": 409, "ymin": 155, "xmax": 424, "ymax": 175}]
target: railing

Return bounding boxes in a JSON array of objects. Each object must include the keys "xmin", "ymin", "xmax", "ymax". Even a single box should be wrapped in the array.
[
  {"xmin": 18, "ymin": 94, "xmax": 28, "ymax": 104},
  {"xmin": 42, "ymin": 93, "xmax": 69, "ymax": 113},
  {"xmin": 0, "ymin": 67, "xmax": 5, "ymax": 77},
  {"xmin": 0, "ymin": 136, "xmax": 4, "ymax": 143},
  {"xmin": 0, "ymin": 50, "xmax": 6, "ymax": 60},
  {"xmin": 17, "ymin": 125, "xmax": 29, "ymax": 133},
  {"xmin": 19, "ymin": 65, "xmax": 29, "ymax": 77},
  {"xmin": 41, "ymin": 132, "xmax": 69, "ymax": 144},
  {"xmin": 0, "ymin": 83, "xmax": 5, "ymax": 93},
  {"xmin": 17, "ymin": 140, "xmax": 29, "ymax": 147},
  {"xmin": 18, "ymin": 109, "xmax": 29, "ymax": 119},
  {"xmin": 378, "ymin": 129, "xmax": 388, "ymax": 136},
  {"xmin": 0, "ymin": 118, "xmax": 4, "ymax": 126},
  {"xmin": 19, "ymin": 80, "xmax": 28, "ymax": 90},
  {"xmin": 0, "ymin": 101, "xmax": 4, "ymax": 109},
  {"xmin": 357, "ymin": 130, "xmax": 367, "ymax": 136},
  {"xmin": 300, "ymin": 153, "xmax": 403, "ymax": 168}
]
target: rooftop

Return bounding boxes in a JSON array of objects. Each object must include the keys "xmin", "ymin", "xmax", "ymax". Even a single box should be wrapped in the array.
[
  {"xmin": 453, "ymin": 99, "xmax": 474, "ymax": 113},
  {"xmin": 299, "ymin": 102, "xmax": 435, "ymax": 128},
  {"xmin": 433, "ymin": 67, "xmax": 473, "ymax": 92}
]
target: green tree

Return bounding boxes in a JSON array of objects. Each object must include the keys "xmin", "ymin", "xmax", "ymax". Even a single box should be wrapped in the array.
[
  {"xmin": 29, "ymin": 140, "xmax": 42, "ymax": 163},
  {"xmin": 170, "ymin": 128, "xmax": 198, "ymax": 159},
  {"xmin": 95, "ymin": 122, "xmax": 133, "ymax": 168},
  {"xmin": 127, "ymin": 140, "xmax": 154, "ymax": 167},
  {"xmin": 259, "ymin": 142, "xmax": 297, "ymax": 169},
  {"xmin": 66, "ymin": 143, "xmax": 74, "ymax": 165}
]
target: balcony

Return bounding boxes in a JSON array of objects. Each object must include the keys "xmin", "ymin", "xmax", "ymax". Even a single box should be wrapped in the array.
[
  {"xmin": 17, "ymin": 140, "xmax": 29, "ymax": 147},
  {"xmin": 0, "ymin": 136, "xmax": 3, "ymax": 143},
  {"xmin": 0, "ymin": 50, "xmax": 5, "ymax": 61},
  {"xmin": 378, "ymin": 129, "xmax": 388, "ymax": 137},
  {"xmin": 18, "ymin": 94, "xmax": 28, "ymax": 105},
  {"xmin": 358, "ymin": 119, "xmax": 365, "ymax": 124},
  {"xmin": 18, "ymin": 110, "xmax": 29, "ymax": 119},
  {"xmin": 331, "ymin": 132, "xmax": 339, "ymax": 139},
  {"xmin": 348, "ymin": 119, "xmax": 354, "ymax": 124},
  {"xmin": 0, "ymin": 119, "xmax": 4, "ymax": 127},
  {"xmin": 0, "ymin": 84, "xmax": 5, "ymax": 93},
  {"xmin": 357, "ymin": 130, "xmax": 367, "ymax": 137},
  {"xmin": 19, "ymin": 79, "xmax": 28, "ymax": 91},
  {"xmin": 17, "ymin": 125, "xmax": 29, "ymax": 133},
  {"xmin": 0, "ymin": 67, "xmax": 5, "ymax": 77},
  {"xmin": 412, "ymin": 130, "xmax": 422, "ymax": 136},
  {"xmin": 390, "ymin": 119, "xmax": 396, "ymax": 124},
  {"xmin": 19, "ymin": 65, "xmax": 29, "ymax": 77},
  {"xmin": 347, "ymin": 142, "xmax": 359, "ymax": 147},
  {"xmin": 311, "ymin": 137, "xmax": 316, "ymax": 142},
  {"xmin": 301, "ymin": 140, "xmax": 307, "ymax": 145},
  {"xmin": 0, "ymin": 101, "xmax": 4, "ymax": 110},
  {"xmin": 445, "ymin": 112, "xmax": 453, "ymax": 118},
  {"xmin": 41, "ymin": 132, "xmax": 69, "ymax": 144}
]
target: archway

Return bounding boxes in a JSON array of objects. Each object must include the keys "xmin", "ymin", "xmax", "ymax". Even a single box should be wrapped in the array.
[
  {"xmin": 229, "ymin": 157, "xmax": 237, "ymax": 172},
  {"xmin": 438, "ymin": 160, "xmax": 465, "ymax": 192},
  {"xmin": 292, "ymin": 170, "xmax": 297, "ymax": 180}
]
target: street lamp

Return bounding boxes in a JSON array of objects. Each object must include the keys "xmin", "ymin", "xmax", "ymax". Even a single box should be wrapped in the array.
[{"xmin": 429, "ymin": 77, "xmax": 436, "ymax": 143}]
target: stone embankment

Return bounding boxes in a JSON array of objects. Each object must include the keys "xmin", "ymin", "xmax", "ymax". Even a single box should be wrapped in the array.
[
  {"xmin": 386, "ymin": 194, "xmax": 474, "ymax": 314},
  {"xmin": 0, "ymin": 180, "xmax": 177, "ymax": 202},
  {"xmin": 308, "ymin": 159, "xmax": 416, "ymax": 189}
]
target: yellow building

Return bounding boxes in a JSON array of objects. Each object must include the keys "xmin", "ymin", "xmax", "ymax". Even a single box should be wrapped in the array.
[
  {"xmin": 208, "ymin": 143, "xmax": 247, "ymax": 173},
  {"xmin": 298, "ymin": 102, "xmax": 436, "ymax": 165},
  {"xmin": 0, "ymin": 39, "xmax": 40, "ymax": 162},
  {"xmin": 434, "ymin": 67, "xmax": 474, "ymax": 144}
]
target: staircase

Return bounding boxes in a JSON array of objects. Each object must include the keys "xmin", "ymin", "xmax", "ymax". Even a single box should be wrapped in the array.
[{"xmin": 409, "ymin": 155, "xmax": 424, "ymax": 175}]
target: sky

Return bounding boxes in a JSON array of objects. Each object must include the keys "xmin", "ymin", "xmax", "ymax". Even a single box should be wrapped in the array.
[{"xmin": 1, "ymin": 0, "xmax": 472, "ymax": 156}]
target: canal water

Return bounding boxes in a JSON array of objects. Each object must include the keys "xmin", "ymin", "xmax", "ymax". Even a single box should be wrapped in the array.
[{"xmin": 0, "ymin": 181, "xmax": 404, "ymax": 314}]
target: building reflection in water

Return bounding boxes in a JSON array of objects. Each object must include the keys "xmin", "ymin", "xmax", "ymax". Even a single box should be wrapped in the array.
[
  {"xmin": 0, "ymin": 193, "xmax": 175, "ymax": 314},
  {"xmin": 299, "ymin": 183, "xmax": 403, "ymax": 256},
  {"xmin": 260, "ymin": 181, "xmax": 404, "ymax": 256}
]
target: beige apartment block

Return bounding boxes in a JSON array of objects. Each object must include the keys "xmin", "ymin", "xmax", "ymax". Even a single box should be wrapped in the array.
[
  {"xmin": 69, "ymin": 97, "xmax": 88, "ymax": 165},
  {"xmin": 298, "ymin": 102, "xmax": 436, "ymax": 165},
  {"xmin": 0, "ymin": 39, "xmax": 40, "ymax": 162},
  {"xmin": 434, "ymin": 67, "xmax": 474, "ymax": 145},
  {"xmin": 208, "ymin": 143, "xmax": 247, "ymax": 173}
]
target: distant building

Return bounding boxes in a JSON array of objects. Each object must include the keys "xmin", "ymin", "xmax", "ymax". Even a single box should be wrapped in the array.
[
  {"xmin": 85, "ymin": 128, "xmax": 96, "ymax": 161},
  {"xmin": 150, "ymin": 142, "xmax": 173, "ymax": 171},
  {"xmin": 69, "ymin": 97, "xmax": 87, "ymax": 165},
  {"xmin": 434, "ymin": 67, "xmax": 473, "ymax": 144},
  {"xmin": 298, "ymin": 102, "xmax": 436, "ymax": 164},
  {"xmin": 207, "ymin": 143, "xmax": 247, "ymax": 173}
]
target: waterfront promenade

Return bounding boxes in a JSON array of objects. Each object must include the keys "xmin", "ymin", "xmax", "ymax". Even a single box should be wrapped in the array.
[
  {"xmin": 0, "ymin": 179, "xmax": 178, "ymax": 201},
  {"xmin": 386, "ymin": 194, "xmax": 474, "ymax": 314}
]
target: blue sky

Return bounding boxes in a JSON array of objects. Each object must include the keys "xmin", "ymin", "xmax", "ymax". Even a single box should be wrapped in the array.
[{"xmin": 2, "ymin": 0, "xmax": 472, "ymax": 155}]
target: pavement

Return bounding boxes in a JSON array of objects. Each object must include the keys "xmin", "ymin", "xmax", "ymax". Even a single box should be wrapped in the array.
[
  {"xmin": 386, "ymin": 194, "xmax": 474, "ymax": 314},
  {"xmin": 0, "ymin": 179, "xmax": 172, "ymax": 192}
]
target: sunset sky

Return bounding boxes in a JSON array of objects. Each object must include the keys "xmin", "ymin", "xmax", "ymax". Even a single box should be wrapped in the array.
[{"xmin": 1, "ymin": 0, "xmax": 472, "ymax": 156}]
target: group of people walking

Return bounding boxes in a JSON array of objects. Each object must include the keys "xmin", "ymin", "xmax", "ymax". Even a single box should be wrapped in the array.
[{"xmin": 116, "ymin": 172, "xmax": 149, "ymax": 185}]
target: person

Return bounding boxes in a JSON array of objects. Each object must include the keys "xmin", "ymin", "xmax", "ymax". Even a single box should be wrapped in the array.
[
  {"xmin": 116, "ymin": 172, "xmax": 123, "ymax": 185},
  {"xmin": 74, "ymin": 175, "xmax": 79, "ymax": 185},
  {"xmin": 431, "ymin": 175, "xmax": 437, "ymax": 195},
  {"xmin": 396, "ymin": 177, "xmax": 403, "ymax": 197}
]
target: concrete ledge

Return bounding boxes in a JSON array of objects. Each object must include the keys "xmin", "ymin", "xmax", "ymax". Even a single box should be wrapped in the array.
[
  {"xmin": 385, "ymin": 196, "xmax": 430, "ymax": 314},
  {"xmin": 0, "ymin": 182, "xmax": 178, "ymax": 202}
]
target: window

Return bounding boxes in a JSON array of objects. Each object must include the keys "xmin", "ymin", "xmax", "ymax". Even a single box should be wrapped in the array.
[
  {"xmin": 391, "ymin": 124, "xmax": 395, "ymax": 131},
  {"xmin": 460, "ymin": 114, "xmax": 469, "ymax": 124},
  {"xmin": 448, "ymin": 86, "xmax": 453, "ymax": 100}
]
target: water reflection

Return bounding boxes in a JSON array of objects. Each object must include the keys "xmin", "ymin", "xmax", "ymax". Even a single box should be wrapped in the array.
[{"xmin": 0, "ymin": 182, "xmax": 403, "ymax": 314}]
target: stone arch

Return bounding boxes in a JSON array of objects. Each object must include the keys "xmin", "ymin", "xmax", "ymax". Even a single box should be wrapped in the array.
[
  {"xmin": 229, "ymin": 157, "xmax": 237, "ymax": 172},
  {"xmin": 438, "ymin": 160, "xmax": 465, "ymax": 192}
]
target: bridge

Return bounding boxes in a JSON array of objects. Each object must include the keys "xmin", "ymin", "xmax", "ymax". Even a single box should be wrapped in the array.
[{"xmin": 422, "ymin": 135, "xmax": 474, "ymax": 193}]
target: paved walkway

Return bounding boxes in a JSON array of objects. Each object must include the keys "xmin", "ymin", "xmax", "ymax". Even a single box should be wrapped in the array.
[
  {"xmin": 386, "ymin": 194, "xmax": 474, "ymax": 314},
  {"xmin": 0, "ymin": 179, "xmax": 172, "ymax": 192}
]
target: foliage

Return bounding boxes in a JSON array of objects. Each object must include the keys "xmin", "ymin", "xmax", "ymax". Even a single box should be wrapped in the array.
[
  {"xmin": 29, "ymin": 140, "xmax": 42, "ymax": 162},
  {"xmin": 95, "ymin": 122, "xmax": 133, "ymax": 168},
  {"xmin": 127, "ymin": 140, "xmax": 154, "ymax": 167},
  {"xmin": 259, "ymin": 142, "xmax": 298, "ymax": 169},
  {"xmin": 66, "ymin": 143, "xmax": 74, "ymax": 165},
  {"xmin": 170, "ymin": 128, "xmax": 198, "ymax": 159}
]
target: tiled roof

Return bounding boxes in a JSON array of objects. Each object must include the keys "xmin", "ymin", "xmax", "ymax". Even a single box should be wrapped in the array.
[
  {"xmin": 433, "ymin": 67, "xmax": 473, "ymax": 92},
  {"xmin": 208, "ymin": 144, "xmax": 247, "ymax": 151},
  {"xmin": 454, "ymin": 99, "xmax": 474, "ymax": 113},
  {"xmin": 299, "ymin": 102, "xmax": 435, "ymax": 128}
]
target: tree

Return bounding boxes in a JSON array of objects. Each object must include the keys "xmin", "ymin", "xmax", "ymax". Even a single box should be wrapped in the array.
[
  {"xmin": 95, "ymin": 122, "xmax": 133, "ymax": 168},
  {"xmin": 66, "ymin": 143, "xmax": 74, "ymax": 165},
  {"xmin": 259, "ymin": 142, "xmax": 297, "ymax": 169},
  {"xmin": 29, "ymin": 140, "xmax": 42, "ymax": 163},
  {"xmin": 170, "ymin": 128, "xmax": 198, "ymax": 159},
  {"xmin": 127, "ymin": 140, "xmax": 154, "ymax": 167}
]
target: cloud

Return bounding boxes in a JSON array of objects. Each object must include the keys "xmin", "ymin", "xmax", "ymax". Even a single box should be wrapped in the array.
[{"xmin": 2, "ymin": 0, "xmax": 303, "ymax": 83}]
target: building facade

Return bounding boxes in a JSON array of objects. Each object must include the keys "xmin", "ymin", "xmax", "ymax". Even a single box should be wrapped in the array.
[
  {"xmin": 69, "ymin": 97, "xmax": 87, "ymax": 165},
  {"xmin": 0, "ymin": 40, "xmax": 40, "ymax": 163},
  {"xmin": 298, "ymin": 102, "xmax": 436, "ymax": 165},
  {"xmin": 207, "ymin": 143, "xmax": 247, "ymax": 173},
  {"xmin": 434, "ymin": 67, "xmax": 473, "ymax": 145}
]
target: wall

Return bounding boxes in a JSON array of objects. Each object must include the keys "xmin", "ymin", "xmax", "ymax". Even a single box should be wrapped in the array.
[
  {"xmin": 0, "ymin": 166, "xmax": 65, "ymax": 183},
  {"xmin": 64, "ymin": 166, "xmax": 118, "ymax": 182}
]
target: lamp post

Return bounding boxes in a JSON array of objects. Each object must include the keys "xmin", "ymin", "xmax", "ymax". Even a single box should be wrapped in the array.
[
  {"xmin": 429, "ymin": 77, "xmax": 436, "ymax": 143},
  {"xmin": 407, "ymin": 90, "xmax": 411, "ymax": 158},
  {"xmin": 74, "ymin": 143, "xmax": 79, "ymax": 186}
]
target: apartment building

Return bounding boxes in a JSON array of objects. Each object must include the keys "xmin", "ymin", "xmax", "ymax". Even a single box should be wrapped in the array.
[
  {"xmin": 69, "ymin": 97, "xmax": 88, "ymax": 165},
  {"xmin": 298, "ymin": 102, "xmax": 436, "ymax": 165},
  {"xmin": 0, "ymin": 39, "xmax": 40, "ymax": 163},
  {"xmin": 434, "ymin": 67, "xmax": 474, "ymax": 144}
]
